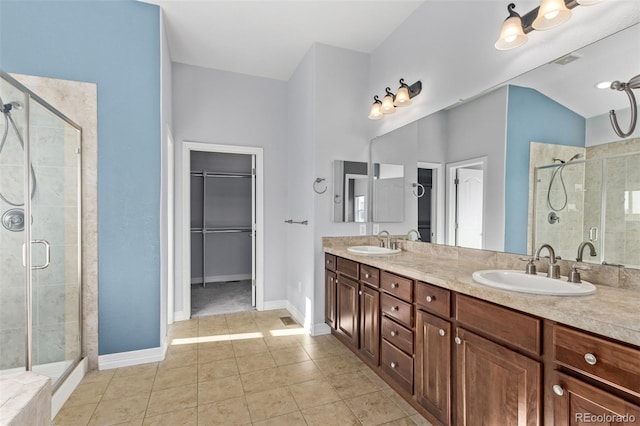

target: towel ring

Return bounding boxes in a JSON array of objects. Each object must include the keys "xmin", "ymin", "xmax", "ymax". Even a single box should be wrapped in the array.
[
  {"xmin": 412, "ymin": 182, "xmax": 425, "ymax": 198},
  {"xmin": 609, "ymin": 74, "xmax": 640, "ymax": 138},
  {"xmin": 313, "ymin": 178, "xmax": 327, "ymax": 194}
]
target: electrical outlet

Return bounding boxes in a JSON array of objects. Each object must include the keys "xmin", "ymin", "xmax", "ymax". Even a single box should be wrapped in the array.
[
  {"xmin": 372, "ymin": 224, "xmax": 379, "ymax": 234},
  {"xmin": 359, "ymin": 224, "xmax": 366, "ymax": 235}
]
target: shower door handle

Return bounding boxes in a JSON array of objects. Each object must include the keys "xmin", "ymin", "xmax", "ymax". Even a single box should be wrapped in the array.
[{"xmin": 29, "ymin": 240, "xmax": 51, "ymax": 270}]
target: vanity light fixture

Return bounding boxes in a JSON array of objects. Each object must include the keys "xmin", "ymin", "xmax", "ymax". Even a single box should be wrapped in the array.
[
  {"xmin": 368, "ymin": 79, "xmax": 422, "ymax": 119},
  {"xmin": 495, "ymin": 0, "xmax": 603, "ymax": 50},
  {"xmin": 368, "ymin": 96, "xmax": 384, "ymax": 120},
  {"xmin": 381, "ymin": 87, "xmax": 397, "ymax": 114}
]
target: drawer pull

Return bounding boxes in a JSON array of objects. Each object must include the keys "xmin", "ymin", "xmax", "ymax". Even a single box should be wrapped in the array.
[
  {"xmin": 552, "ymin": 385, "xmax": 564, "ymax": 396},
  {"xmin": 390, "ymin": 330, "xmax": 397, "ymax": 337},
  {"xmin": 439, "ymin": 329, "xmax": 446, "ymax": 337},
  {"xmin": 391, "ymin": 306, "xmax": 399, "ymax": 312},
  {"xmin": 455, "ymin": 337, "xmax": 462, "ymax": 345},
  {"xmin": 426, "ymin": 296, "xmax": 434, "ymax": 302},
  {"xmin": 326, "ymin": 260, "xmax": 330, "ymax": 264},
  {"xmin": 391, "ymin": 283, "xmax": 398, "ymax": 289},
  {"xmin": 584, "ymin": 353, "xmax": 597, "ymax": 365},
  {"xmin": 365, "ymin": 273, "xmax": 370, "ymax": 279},
  {"xmin": 359, "ymin": 290, "xmax": 363, "ymax": 296},
  {"xmin": 390, "ymin": 362, "xmax": 397, "ymax": 369}
]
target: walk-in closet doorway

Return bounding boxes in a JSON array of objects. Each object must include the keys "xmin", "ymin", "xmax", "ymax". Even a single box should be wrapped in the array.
[{"xmin": 181, "ymin": 142, "xmax": 264, "ymax": 317}]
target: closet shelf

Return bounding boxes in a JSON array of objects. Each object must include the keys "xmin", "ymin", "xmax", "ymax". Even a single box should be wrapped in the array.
[{"xmin": 191, "ymin": 171, "xmax": 252, "ymax": 178}]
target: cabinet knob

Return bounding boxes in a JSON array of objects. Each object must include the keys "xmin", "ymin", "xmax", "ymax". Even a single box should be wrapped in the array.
[
  {"xmin": 552, "ymin": 385, "xmax": 564, "ymax": 396},
  {"xmin": 426, "ymin": 296, "xmax": 434, "ymax": 302},
  {"xmin": 359, "ymin": 291, "xmax": 363, "ymax": 296},
  {"xmin": 390, "ymin": 331, "xmax": 397, "ymax": 337},
  {"xmin": 454, "ymin": 337, "xmax": 462, "ymax": 345},
  {"xmin": 390, "ymin": 362, "xmax": 397, "ymax": 369},
  {"xmin": 391, "ymin": 283, "xmax": 398, "ymax": 289},
  {"xmin": 391, "ymin": 306, "xmax": 399, "ymax": 312},
  {"xmin": 326, "ymin": 260, "xmax": 329, "ymax": 264},
  {"xmin": 584, "ymin": 353, "xmax": 597, "ymax": 365},
  {"xmin": 365, "ymin": 273, "xmax": 370, "ymax": 279},
  {"xmin": 439, "ymin": 329, "xmax": 446, "ymax": 337}
]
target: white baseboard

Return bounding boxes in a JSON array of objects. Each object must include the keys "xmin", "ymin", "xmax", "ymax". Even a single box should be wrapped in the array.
[
  {"xmin": 191, "ymin": 273, "xmax": 252, "ymax": 285},
  {"xmin": 262, "ymin": 300, "xmax": 287, "ymax": 311},
  {"xmin": 98, "ymin": 340, "xmax": 169, "ymax": 370},
  {"xmin": 173, "ymin": 310, "xmax": 190, "ymax": 322},
  {"xmin": 52, "ymin": 358, "xmax": 87, "ymax": 419},
  {"xmin": 286, "ymin": 301, "xmax": 308, "ymax": 333},
  {"xmin": 312, "ymin": 322, "xmax": 331, "ymax": 336}
]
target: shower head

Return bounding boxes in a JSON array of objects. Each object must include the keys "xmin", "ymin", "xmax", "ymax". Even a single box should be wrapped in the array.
[
  {"xmin": 568, "ymin": 153, "xmax": 583, "ymax": 162},
  {"xmin": 552, "ymin": 158, "xmax": 565, "ymax": 164}
]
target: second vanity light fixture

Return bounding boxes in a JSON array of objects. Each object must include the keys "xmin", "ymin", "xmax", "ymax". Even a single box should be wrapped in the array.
[
  {"xmin": 495, "ymin": 0, "xmax": 603, "ymax": 50},
  {"xmin": 369, "ymin": 78, "xmax": 422, "ymax": 120}
]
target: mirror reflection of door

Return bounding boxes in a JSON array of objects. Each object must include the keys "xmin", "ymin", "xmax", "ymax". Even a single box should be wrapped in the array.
[
  {"xmin": 455, "ymin": 167, "xmax": 484, "ymax": 248},
  {"xmin": 417, "ymin": 168, "xmax": 433, "ymax": 242}
]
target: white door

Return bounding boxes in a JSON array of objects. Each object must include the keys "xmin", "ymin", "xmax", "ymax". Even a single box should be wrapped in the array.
[
  {"xmin": 456, "ymin": 168, "xmax": 484, "ymax": 249},
  {"xmin": 251, "ymin": 154, "xmax": 256, "ymax": 307}
]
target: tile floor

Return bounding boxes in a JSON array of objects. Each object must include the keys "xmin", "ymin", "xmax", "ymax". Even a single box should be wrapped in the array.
[{"xmin": 53, "ymin": 309, "xmax": 433, "ymax": 426}]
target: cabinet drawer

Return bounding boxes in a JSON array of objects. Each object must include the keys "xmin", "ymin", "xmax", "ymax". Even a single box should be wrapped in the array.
[
  {"xmin": 325, "ymin": 254, "xmax": 336, "ymax": 272},
  {"xmin": 554, "ymin": 325, "xmax": 640, "ymax": 397},
  {"xmin": 381, "ymin": 339, "xmax": 413, "ymax": 394},
  {"xmin": 380, "ymin": 271, "xmax": 413, "ymax": 302},
  {"xmin": 360, "ymin": 264, "xmax": 380, "ymax": 288},
  {"xmin": 455, "ymin": 294, "xmax": 541, "ymax": 355},
  {"xmin": 381, "ymin": 316, "xmax": 413, "ymax": 355},
  {"xmin": 415, "ymin": 281, "xmax": 450, "ymax": 317},
  {"xmin": 337, "ymin": 257, "xmax": 359, "ymax": 280},
  {"xmin": 381, "ymin": 293, "xmax": 412, "ymax": 328}
]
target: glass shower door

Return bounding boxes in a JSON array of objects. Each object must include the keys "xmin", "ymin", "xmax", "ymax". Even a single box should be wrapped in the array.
[{"xmin": 29, "ymin": 97, "xmax": 82, "ymax": 386}]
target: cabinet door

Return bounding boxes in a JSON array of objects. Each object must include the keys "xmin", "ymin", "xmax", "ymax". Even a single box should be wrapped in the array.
[
  {"xmin": 325, "ymin": 270, "xmax": 337, "ymax": 329},
  {"xmin": 552, "ymin": 371, "xmax": 640, "ymax": 426},
  {"xmin": 456, "ymin": 328, "xmax": 541, "ymax": 426},
  {"xmin": 416, "ymin": 310, "xmax": 451, "ymax": 425},
  {"xmin": 359, "ymin": 284, "xmax": 380, "ymax": 366},
  {"xmin": 336, "ymin": 274, "xmax": 359, "ymax": 348}
]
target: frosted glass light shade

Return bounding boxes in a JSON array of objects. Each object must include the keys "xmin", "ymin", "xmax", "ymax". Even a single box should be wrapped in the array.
[
  {"xmin": 368, "ymin": 102, "xmax": 383, "ymax": 120},
  {"xmin": 533, "ymin": 0, "xmax": 572, "ymax": 30},
  {"xmin": 381, "ymin": 94, "xmax": 396, "ymax": 114},
  {"xmin": 394, "ymin": 87, "xmax": 412, "ymax": 106},
  {"xmin": 495, "ymin": 16, "xmax": 528, "ymax": 50}
]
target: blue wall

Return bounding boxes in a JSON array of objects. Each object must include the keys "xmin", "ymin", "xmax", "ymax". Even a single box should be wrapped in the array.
[
  {"xmin": 0, "ymin": 0, "xmax": 161, "ymax": 354},
  {"xmin": 505, "ymin": 85, "xmax": 585, "ymax": 254}
]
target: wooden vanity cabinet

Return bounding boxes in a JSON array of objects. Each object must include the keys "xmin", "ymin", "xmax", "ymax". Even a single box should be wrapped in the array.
[
  {"xmin": 335, "ymin": 273, "xmax": 359, "ymax": 348},
  {"xmin": 359, "ymin": 282, "xmax": 380, "ymax": 366},
  {"xmin": 324, "ymin": 254, "xmax": 337, "ymax": 329}
]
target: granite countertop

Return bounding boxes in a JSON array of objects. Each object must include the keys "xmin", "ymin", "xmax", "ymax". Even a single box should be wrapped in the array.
[{"xmin": 325, "ymin": 245, "xmax": 640, "ymax": 347}]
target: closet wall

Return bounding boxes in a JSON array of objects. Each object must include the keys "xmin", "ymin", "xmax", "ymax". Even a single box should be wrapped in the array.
[{"xmin": 190, "ymin": 152, "xmax": 253, "ymax": 284}]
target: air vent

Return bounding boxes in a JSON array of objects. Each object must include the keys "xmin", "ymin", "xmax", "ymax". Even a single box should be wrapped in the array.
[
  {"xmin": 553, "ymin": 54, "xmax": 580, "ymax": 65},
  {"xmin": 280, "ymin": 316, "xmax": 297, "ymax": 326}
]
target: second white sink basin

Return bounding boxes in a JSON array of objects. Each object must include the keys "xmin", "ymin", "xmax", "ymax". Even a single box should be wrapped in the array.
[
  {"xmin": 347, "ymin": 245, "xmax": 401, "ymax": 255},
  {"xmin": 472, "ymin": 270, "xmax": 596, "ymax": 296}
]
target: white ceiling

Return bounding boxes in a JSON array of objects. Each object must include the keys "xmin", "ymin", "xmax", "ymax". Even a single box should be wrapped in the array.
[{"xmin": 142, "ymin": 0, "xmax": 425, "ymax": 81}]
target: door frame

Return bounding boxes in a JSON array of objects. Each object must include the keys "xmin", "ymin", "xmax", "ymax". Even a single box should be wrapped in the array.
[
  {"xmin": 445, "ymin": 156, "xmax": 487, "ymax": 248},
  {"xmin": 180, "ymin": 141, "xmax": 264, "ymax": 318},
  {"xmin": 417, "ymin": 162, "xmax": 444, "ymax": 244}
]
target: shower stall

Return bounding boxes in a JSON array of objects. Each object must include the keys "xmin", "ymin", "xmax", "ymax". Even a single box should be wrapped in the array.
[{"xmin": 0, "ymin": 71, "xmax": 82, "ymax": 390}]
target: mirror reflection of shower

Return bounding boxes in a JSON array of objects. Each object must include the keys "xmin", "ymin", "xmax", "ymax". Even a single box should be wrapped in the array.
[
  {"xmin": 0, "ymin": 95, "xmax": 37, "ymax": 231},
  {"xmin": 546, "ymin": 153, "xmax": 582, "ymax": 217}
]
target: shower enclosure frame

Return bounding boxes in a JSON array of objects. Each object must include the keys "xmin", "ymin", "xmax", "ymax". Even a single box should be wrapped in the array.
[{"xmin": 0, "ymin": 70, "xmax": 83, "ymax": 390}]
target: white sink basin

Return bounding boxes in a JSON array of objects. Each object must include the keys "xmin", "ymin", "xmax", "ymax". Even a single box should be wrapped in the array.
[
  {"xmin": 472, "ymin": 270, "xmax": 596, "ymax": 296},
  {"xmin": 347, "ymin": 245, "xmax": 401, "ymax": 255}
]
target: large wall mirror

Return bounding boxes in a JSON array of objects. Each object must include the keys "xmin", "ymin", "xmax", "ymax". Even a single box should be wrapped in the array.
[
  {"xmin": 370, "ymin": 23, "xmax": 640, "ymax": 268},
  {"xmin": 333, "ymin": 160, "xmax": 368, "ymax": 223}
]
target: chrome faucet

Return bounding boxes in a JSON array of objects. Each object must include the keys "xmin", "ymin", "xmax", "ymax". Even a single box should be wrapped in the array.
[
  {"xmin": 377, "ymin": 230, "xmax": 390, "ymax": 248},
  {"xmin": 576, "ymin": 241, "xmax": 597, "ymax": 262},
  {"xmin": 534, "ymin": 243, "xmax": 560, "ymax": 279},
  {"xmin": 406, "ymin": 229, "xmax": 421, "ymax": 241}
]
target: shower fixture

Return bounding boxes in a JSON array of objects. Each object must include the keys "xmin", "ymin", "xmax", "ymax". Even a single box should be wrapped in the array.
[
  {"xmin": 609, "ymin": 74, "xmax": 640, "ymax": 138},
  {"xmin": 546, "ymin": 153, "xmax": 582, "ymax": 212},
  {"xmin": 0, "ymin": 95, "xmax": 37, "ymax": 207}
]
